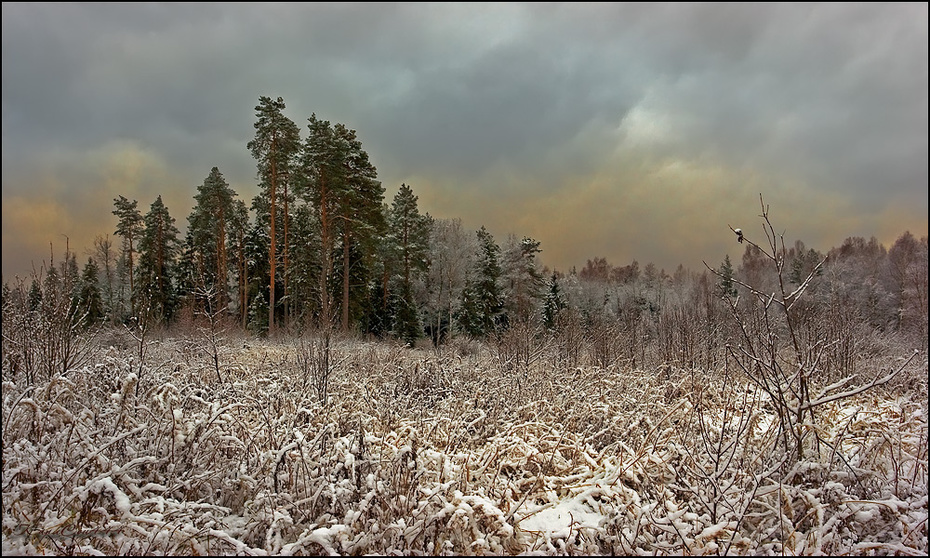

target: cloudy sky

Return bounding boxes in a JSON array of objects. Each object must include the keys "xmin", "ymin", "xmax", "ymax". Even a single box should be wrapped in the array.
[{"xmin": 3, "ymin": 2, "xmax": 927, "ymax": 280}]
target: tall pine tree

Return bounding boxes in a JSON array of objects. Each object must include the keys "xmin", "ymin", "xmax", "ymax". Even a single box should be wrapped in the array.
[
  {"xmin": 334, "ymin": 123, "xmax": 385, "ymax": 331},
  {"xmin": 187, "ymin": 167, "xmax": 238, "ymax": 312},
  {"xmin": 112, "ymin": 196, "xmax": 143, "ymax": 315},
  {"xmin": 247, "ymin": 96, "xmax": 300, "ymax": 333},
  {"xmin": 298, "ymin": 115, "xmax": 384, "ymax": 331}
]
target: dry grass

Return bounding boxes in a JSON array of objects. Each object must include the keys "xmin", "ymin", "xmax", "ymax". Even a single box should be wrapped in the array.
[{"xmin": 2, "ymin": 330, "xmax": 927, "ymax": 555}]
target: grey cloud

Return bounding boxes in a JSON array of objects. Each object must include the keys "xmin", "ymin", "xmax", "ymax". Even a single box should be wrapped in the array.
[{"xmin": 2, "ymin": 3, "xmax": 927, "ymax": 279}]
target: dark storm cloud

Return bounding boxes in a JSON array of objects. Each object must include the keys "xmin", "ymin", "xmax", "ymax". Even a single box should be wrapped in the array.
[{"xmin": 3, "ymin": 3, "xmax": 927, "ymax": 279}]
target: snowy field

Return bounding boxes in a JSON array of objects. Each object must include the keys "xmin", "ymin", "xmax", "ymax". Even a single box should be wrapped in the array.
[{"xmin": 3, "ymin": 333, "xmax": 927, "ymax": 555}]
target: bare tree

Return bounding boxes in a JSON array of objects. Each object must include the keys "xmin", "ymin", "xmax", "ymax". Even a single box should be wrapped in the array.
[
  {"xmin": 195, "ymin": 285, "xmax": 229, "ymax": 383},
  {"xmin": 704, "ymin": 194, "xmax": 919, "ymax": 465}
]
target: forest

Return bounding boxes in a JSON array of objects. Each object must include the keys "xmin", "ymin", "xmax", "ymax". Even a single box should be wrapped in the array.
[{"xmin": 2, "ymin": 96, "xmax": 927, "ymax": 555}]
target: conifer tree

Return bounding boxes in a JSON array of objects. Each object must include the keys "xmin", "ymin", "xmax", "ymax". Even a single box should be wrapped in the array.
[
  {"xmin": 457, "ymin": 226, "xmax": 504, "ymax": 337},
  {"xmin": 299, "ymin": 115, "xmax": 384, "ymax": 331},
  {"xmin": 28, "ymin": 278, "xmax": 42, "ymax": 312},
  {"xmin": 187, "ymin": 167, "xmax": 238, "ymax": 312},
  {"xmin": 112, "ymin": 196, "xmax": 143, "ymax": 313},
  {"xmin": 298, "ymin": 114, "xmax": 344, "ymax": 328},
  {"xmin": 248, "ymin": 96, "xmax": 300, "ymax": 333},
  {"xmin": 388, "ymin": 183, "xmax": 431, "ymax": 343},
  {"xmin": 716, "ymin": 254, "xmax": 737, "ymax": 299},
  {"xmin": 229, "ymin": 199, "xmax": 251, "ymax": 325},
  {"xmin": 137, "ymin": 195, "xmax": 180, "ymax": 322},
  {"xmin": 334, "ymin": 123, "xmax": 385, "ymax": 331},
  {"xmin": 287, "ymin": 202, "xmax": 323, "ymax": 323},
  {"xmin": 542, "ymin": 272, "xmax": 566, "ymax": 330},
  {"xmin": 501, "ymin": 235, "xmax": 544, "ymax": 324},
  {"xmin": 243, "ymin": 216, "xmax": 271, "ymax": 330},
  {"xmin": 78, "ymin": 257, "xmax": 104, "ymax": 327}
]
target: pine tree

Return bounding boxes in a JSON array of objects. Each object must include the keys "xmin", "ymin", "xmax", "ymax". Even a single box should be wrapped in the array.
[
  {"xmin": 248, "ymin": 96, "xmax": 301, "ymax": 333},
  {"xmin": 298, "ymin": 114, "xmax": 343, "ymax": 329},
  {"xmin": 113, "ymin": 196, "xmax": 143, "ymax": 313},
  {"xmin": 334, "ymin": 123, "xmax": 385, "ymax": 331},
  {"xmin": 229, "ymin": 199, "xmax": 251, "ymax": 325},
  {"xmin": 188, "ymin": 167, "xmax": 238, "ymax": 312},
  {"xmin": 137, "ymin": 195, "xmax": 180, "ymax": 322},
  {"xmin": 298, "ymin": 115, "xmax": 384, "ymax": 331}
]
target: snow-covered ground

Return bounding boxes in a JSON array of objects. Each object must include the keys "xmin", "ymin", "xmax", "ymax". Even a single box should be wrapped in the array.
[{"xmin": 3, "ymin": 335, "xmax": 927, "ymax": 555}]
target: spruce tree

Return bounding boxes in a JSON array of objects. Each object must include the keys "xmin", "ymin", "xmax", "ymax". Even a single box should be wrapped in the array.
[
  {"xmin": 542, "ymin": 272, "xmax": 566, "ymax": 330},
  {"xmin": 716, "ymin": 254, "xmax": 737, "ymax": 299},
  {"xmin": 228, "ymin": 199, "xmax": 251, "ymax": 325},
  {"xmin": 501, "ymin": 235, "xmax": 544, "ymax": 324},
  {"xmin": 137, "ymin": 195, "xmax": 180, "ymax": 322},
  {"xmin": 457, "ymin": 226, "xmax": 504, "ymax": 337},
  {"xmin": 78, "ymin": 257, "xmax": 104, "ymax": 327},
  {"xmin": 388, "ymin": 183, "xmax": 431, "ymax": 343}
]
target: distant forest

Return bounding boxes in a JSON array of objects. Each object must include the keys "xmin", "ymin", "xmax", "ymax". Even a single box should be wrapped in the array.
[{"xmin": 3, "ymin": 96, "xmax": 928, "ymax": 354}]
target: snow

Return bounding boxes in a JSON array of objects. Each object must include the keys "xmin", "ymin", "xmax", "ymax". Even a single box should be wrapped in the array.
[
  {"xmin": 2, "ymin": 336, "xmax": 927, "ymax": 555},
  {"xmin": 519, "ymin": 498, "xmax": 604, "ymax": 535}
]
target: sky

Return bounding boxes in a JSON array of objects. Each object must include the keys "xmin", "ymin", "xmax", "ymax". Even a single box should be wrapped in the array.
[{"xmin": 3, "ymin": 2, "xmax": 928, "ymax": 280}]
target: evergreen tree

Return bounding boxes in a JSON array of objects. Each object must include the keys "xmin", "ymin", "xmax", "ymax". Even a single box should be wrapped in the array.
[
  {"xmin": 247, "ymin": 96, "xmax": 301, "ymax": 333},
  {"xmin": 788, "ymin": 241, "xmax": 824, "ymax": 285},
  {"xmin": 501, "ymin": 235, "xmax": 545, "ymax": 324},
  {"xmin": 334, "ymin": 123, "xmax": 385, "ymax": 331},
  {"xmin": 388, "ymin": 183, "xmax": 431, "ymax": 342},
  {"xmin": 287, "ymin": 202, "xmax": 323, "ymax": 324},
  {"xmin": 78, "ymin": 257, "xmax": 104, "ymax": 327},
  {"xmin": 228, "ymin": 199, "xmax": 251, "ymax": 325},
  {"xmin": 137, "ymin": 195, "xmax": 180, "ymax": 322},
  {"xmin": 112, "ymin": 196, "xmax": 144, "ymax": 314},
  {"xmin": 174, "ymin": 230, "xmax": 201, "ymax": 312},
  {"xmin": 243, "ymin": 210, "xmax": 271, "ymax": 329},
  {"xmin": 457, "ymin": 227, "xmax": 504, "ymax": 337},
  {"xmin": 298, "ymin": 115, "xmax": 385, "ymax": 331},
  {"xmin": 27, "ymin": 278, "xmax": 42, "ymax": 311},
  {"xmin": 248, "ymin": 290, "xmax": 269, "ymax": 335},
  {"xmin": 365, "ymin": 203, "xmax": 396, "ymax": 337},
  {"xmin": 716, "ymin": 254, "xmax": 738, "ymax": 299},
  {"xmin": 542, "ymin": 272, "xmax": 566, "ymax": 330},
  {"xmin": 187, "ymin": 167, "xmax": 238, "ymax": 312},
  {"xmin": 298, "ymin": 114, "xmax": 345, "ymax": 329}
]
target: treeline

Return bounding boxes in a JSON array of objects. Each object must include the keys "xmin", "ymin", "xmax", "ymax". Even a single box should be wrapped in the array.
[{"xmin": 2, "ymin": 96, "xmax": 928, "ymax": 356}]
